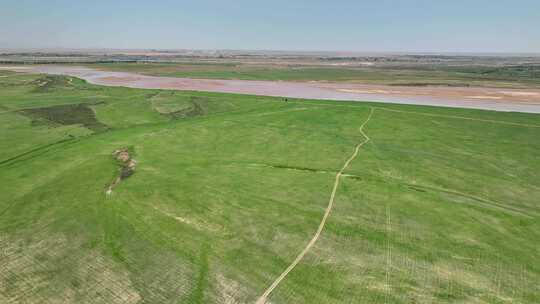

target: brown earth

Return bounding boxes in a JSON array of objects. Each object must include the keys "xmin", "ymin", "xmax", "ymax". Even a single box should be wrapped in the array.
[{"xmin": 106, "ymin": 148, "xmax": 136, "ymax": 195}]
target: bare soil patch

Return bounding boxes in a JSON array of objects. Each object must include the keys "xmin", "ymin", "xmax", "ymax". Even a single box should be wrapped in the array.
[
  {"xmin": 106, "ymin": 148, "xmax": 137, "ymax": 195},
  {"xmin": 31, "ymin": 75, "xmax": 73, "ymax": 93}
]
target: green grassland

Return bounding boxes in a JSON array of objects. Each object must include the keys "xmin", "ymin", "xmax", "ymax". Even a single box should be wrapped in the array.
[
  {"xmin": 1, "ymin": 69, "xmax": 539, "ymax": 303},
  {"xmin": 89, "ymin": 62, "xmax": 540, "ymax": 89}
]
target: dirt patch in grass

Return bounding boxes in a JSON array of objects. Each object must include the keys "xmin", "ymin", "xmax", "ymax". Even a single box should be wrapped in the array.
[
  {"xmin": 214, "ymin": 273, "xmax": 249, "ymax": 304},
  {"xmin": 106, "ymin": 148, "xmax": 137, "ymax": 195},
  {"xmin": 31, "ymin": 75, "xmax": 73, "ymax": 93},
  {"xmin": 19, "ymin": 103, "xmax": 108, "ymax": 132}
]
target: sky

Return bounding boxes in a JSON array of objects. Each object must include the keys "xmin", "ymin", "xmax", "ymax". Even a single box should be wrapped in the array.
[{"xmin": 1, "ymin": 0, "xmax": 539, "ymax": 53}]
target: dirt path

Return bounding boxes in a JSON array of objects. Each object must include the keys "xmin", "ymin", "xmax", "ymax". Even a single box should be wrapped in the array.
[{"xmin": 255, "ymin": 108, "xmax": 374, "ymax": 304}]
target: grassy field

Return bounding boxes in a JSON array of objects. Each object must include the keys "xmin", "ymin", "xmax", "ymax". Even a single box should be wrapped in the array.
[
  {"xmin": 88, "ymin": 62, "xmax": 540, "ymax": 89},
  {"xmin": 1, "ymin": 69, "xmax": 539, "ymax": 303}
]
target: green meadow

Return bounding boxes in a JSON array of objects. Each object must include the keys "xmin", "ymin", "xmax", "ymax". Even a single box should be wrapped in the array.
[{"xmin": 1, "ymin": 70, "xmax": 539, "ymax": 303}]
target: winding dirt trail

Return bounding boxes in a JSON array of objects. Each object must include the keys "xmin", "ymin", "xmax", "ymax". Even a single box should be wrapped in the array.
[{"xmin": 255, "ymin": 108, "xmax": 374, "ymax": 304}]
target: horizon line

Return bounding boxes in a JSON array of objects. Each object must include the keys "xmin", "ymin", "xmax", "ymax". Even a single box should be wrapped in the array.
[{"xmin": 1, "ymin": 47, "xmax": 540, "ymax": 57}]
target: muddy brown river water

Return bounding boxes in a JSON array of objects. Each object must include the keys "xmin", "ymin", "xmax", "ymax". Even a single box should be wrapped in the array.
[{"xmin": 3, "ymin": 65, "xmax": 540, "ymax": 113}]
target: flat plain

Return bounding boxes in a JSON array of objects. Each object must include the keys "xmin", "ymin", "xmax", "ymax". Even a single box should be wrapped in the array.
[
  {"xmin": 3, "ymin": 51, "xmax": 540, "ymax": 88},
  {"xmin": 1, "ymin": 69, "xmax": 539, "ymax": 303},
  {"xmin": 89, "ymin": 61, "xmax": 540, "ymax": 89}
]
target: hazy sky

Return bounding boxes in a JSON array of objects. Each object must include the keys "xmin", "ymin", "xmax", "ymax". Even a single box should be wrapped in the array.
[{"xmin": 1, "ymin": 0, "xmax": 539, "ymax": 53}]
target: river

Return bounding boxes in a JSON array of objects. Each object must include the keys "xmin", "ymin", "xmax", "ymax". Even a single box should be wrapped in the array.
[{"xmin": 2, "ymin": 65, "xmax": 540, "ymax": 113}]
